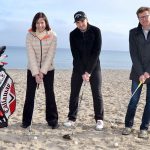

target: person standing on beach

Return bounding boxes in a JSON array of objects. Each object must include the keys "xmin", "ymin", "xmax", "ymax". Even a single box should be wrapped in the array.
[
  {"xmin": 21, "ymin": 12, "xmax": 59, "ymax": 129},
  {"xmin": 122, "ymin": 7, "xmax": 150, "ymax": 138},
  {"xmin": 64, "ymin": 11, "xmax": 104, "ymax": 130}
]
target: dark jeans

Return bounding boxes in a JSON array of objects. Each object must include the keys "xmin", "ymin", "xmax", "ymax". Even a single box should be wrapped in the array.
[
  {"xmin": 68, "ymin": 69, "xmax": 104, "ymax": 122},
  {"xmin": 22, "ymin": 70, "xmax": 58, "ymax": 126},
  {"xmin": 125, "ymin": 80, "xmax": 150, "ymax": 130}
]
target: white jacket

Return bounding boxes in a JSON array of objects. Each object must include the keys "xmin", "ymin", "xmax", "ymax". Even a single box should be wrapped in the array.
[{"xmin": 26, "ymin": 29, "xmax": 57, "ymax": 76}]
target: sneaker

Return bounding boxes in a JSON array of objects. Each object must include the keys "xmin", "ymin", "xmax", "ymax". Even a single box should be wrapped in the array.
[
  {"xmin": 63, "ymin": 120, "xmax": 75, "ymax": 127},
  {"xmin": 122, "ymin": 127, "xmax": 132, "ymax": 135},
  {"xmin": 95, "ymin": 120, "xmax": 103, "ymax": 131},
  {"xmin": 138, "ymin": 130, "xmax": 148, "ymax": 139}
]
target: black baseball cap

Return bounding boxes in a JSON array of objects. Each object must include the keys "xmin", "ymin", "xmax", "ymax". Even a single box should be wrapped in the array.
[{"xmin": 74, "ymin": 11, "xmax": 87, "ymax": 22}]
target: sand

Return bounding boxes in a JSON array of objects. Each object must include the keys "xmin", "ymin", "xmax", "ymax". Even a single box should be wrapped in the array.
[{"xmin": 0, "ymin": 69, "xmax": 149, "ymax": 150}]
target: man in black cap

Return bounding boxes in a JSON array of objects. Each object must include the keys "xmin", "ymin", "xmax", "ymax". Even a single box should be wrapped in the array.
[{"xmin": 64, "ymin": 11, "xmax": 104, "ymax": 130}]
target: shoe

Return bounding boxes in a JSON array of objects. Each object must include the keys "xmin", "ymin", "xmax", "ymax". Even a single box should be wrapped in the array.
[
  {"xmin": 95, "ymin": 120, "xmax": 103, "ymax": 131},
  {"xmin": 63, "ymin": 120, "xmax": 75, "ymax": 127},
  {"xmin": 48, "ymin": 121, "xmax": 59, "ymax": 129},
  {"xmin": 20, "ymin": 124, "xmax": 30, "ymax": 128},
  {"xmin": 51, "ymin": 124, "xmax": 59, "ymax": 129},
  {"xmin": 122, "ymin": 127, "xmax": 132, "ymax": 135},
  {"xmin": 138, "ymin": 130, "xmax": 148, "ymax": 139}
]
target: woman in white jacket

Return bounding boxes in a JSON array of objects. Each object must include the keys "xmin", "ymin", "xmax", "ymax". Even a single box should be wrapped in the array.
[{"xmin": 21, "ymin": 12, "xmax": 58, "ymax": 129}]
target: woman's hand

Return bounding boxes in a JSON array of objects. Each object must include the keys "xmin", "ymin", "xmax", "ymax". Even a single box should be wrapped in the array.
[
  {"xmin": 35, "ymin": 74, "xmax": 43, "ymax": 84},
  {"xmin": 39, "ymin": 71, "xmax": 44, "ymax": 79}
]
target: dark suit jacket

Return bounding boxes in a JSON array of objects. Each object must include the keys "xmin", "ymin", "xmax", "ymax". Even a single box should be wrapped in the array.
[{"xmin": 129, "ymin": 24, "xmax": 150, "ymax": 83}]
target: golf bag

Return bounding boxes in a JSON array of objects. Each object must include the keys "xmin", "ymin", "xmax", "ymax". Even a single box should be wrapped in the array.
[{"xmin": 0, "ymin": 46, "xmax": 16, "ymax": 128}]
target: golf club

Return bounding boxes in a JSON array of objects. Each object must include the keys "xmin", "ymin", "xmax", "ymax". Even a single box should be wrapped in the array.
[
  {"xmin": 63, "ymin": 82, "xmax": 86, "ymax": 140},
  {"xmin": 29, "ymin": 84, "xmax": 39, "ymax": 135},
  {"xmin": 130, "ymin": 81, "xmax": 142, "ymax": 100},
  {"xmin": 110, "ymin": 81, "xmax": 142, "ymax": 127}
]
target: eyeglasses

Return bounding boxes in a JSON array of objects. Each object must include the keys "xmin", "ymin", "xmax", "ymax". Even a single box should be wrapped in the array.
[{"xmin": 138, "ymin": 15, "xmax": 150, "ymax": 20}]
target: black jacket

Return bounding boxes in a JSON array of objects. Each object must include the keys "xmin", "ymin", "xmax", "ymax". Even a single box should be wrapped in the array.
[
  {"xmin": 129, "ymin": 24, "xmax": 150, "ymax": 83},
  {"xmin": 70, "ymin": 24, "xmax": 102, "ymax": 75}
]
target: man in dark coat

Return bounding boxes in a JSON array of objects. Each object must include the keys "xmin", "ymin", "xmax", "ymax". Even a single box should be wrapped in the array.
[
  {"xmin": 122, "ymin": 7, "xmax": 150, "ymax": 139},
  {"xmin": 64, "ymin": 11, "xmax": 104, "ymax": 130}
]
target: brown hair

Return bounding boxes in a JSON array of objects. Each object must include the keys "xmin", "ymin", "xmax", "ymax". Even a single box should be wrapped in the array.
[
  {"xmin": 136, "ymin": 7, "xmax": 150, "ymax": 16},
  {"xmin": 31, "ymin": 12, "xmax": 51, "ymax": 32}
]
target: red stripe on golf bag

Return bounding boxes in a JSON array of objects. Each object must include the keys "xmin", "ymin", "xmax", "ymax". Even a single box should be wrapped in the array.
[
  {"xmin": 0, "ymin": 68, "xmax": 16, "ymax": 127},
  {"xmin": 8, "ymin": 82, "xmax": 16, "ymax": 114}
]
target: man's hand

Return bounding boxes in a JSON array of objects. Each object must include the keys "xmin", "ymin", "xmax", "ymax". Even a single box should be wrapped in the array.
[
  {"xmin": 144, "ymin": 72, "xmax": 150, "ymax": 79},
  {"xmin": 139, "ymin": 72, "xmax": 150, "ymax": 83},
  {"xmin": 82, "ymin": 72, "xmax": 91, "ymax": 82},
  {"xmin": 139, "ymin": 75, "xmax": 146, "ymax": 83}
]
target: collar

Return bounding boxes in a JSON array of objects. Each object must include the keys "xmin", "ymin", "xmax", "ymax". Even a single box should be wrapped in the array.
[{"xmin": 28, "ymin": 29, "xmax": 51, "ymax": 40}]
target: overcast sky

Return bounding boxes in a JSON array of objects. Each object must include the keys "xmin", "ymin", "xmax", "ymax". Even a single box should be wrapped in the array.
[{"xmin": 0, "ymin": 0, "xmax": 149, "ymax": 51}]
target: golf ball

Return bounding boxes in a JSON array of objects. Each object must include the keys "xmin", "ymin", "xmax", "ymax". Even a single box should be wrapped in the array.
[
  {"xmin": 114, "ymin": 142, "xmax": 118, "ymax": 147},
  {"xmin": 74, "ymin": 141, "xmax": 78, "ymax": 145},
  {"xmin": 34, "ymin": 136, "xmax": 37, "ymax": 140}
]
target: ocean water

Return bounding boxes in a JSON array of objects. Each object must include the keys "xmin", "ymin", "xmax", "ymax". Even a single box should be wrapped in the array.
[{"xmin": 3, "ymin": 46, "xmax": 132, "ymax": 70}]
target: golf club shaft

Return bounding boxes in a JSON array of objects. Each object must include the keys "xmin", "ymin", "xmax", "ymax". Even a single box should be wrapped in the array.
[
  {"xmin": 29, "ymin": 84, "xmax": 39, "ymax": 133},
  {"xmin": 110, "ymin": 81, "xmax": 142, "ymax": 126},
  {"xmin": 130, "ymin": 81, "xmax": 142, "ymax": 100},
  {"xmin": 71, "ymin": 82, "xmax": 87, "ymax": 135},
  {"xmin": 78, "ymin": 82, "xmax": 86, "ymax": 108},
  {"xmin": 80, "ymin": 82, "xmax": 86, "ymax": 100}
]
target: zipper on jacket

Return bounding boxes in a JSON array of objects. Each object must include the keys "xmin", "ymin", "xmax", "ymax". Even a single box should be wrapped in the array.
[
  {"xmin": 40, "ymin": 40, "xmax": 42, "ymax": 68},
  {"xmin": 82, "ymin": 32, "xmax": 86, "ymax": 50},
  {"xmin": 30, "ymin": 32, "xmax": 43, "ymax": 69}
]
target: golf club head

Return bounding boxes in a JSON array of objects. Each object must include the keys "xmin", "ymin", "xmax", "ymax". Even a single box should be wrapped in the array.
[
  {"xmin": 0, "ymin": 46, "xmax": 6, "ymax": 56},
  {"xmin": 63, "ymin": 134, "xmax": 72, "ymax": 140}
]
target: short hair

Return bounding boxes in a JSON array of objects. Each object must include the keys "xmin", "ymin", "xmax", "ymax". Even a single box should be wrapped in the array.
[
  {"xmin": 31, "ymin": 12, "xmax": 51, "ymax": 32},
  {"xmin": 136, "ymin": 7, "xmax": 150, "ymax": 16}
]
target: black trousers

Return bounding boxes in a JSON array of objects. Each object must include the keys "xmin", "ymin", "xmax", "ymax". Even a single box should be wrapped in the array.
[
  {"xmin": 68, "ymin": 69, "xmax": 104, "ymax": 122},
  {"xmin": 22, "ymin": 70, "xmax": 58, "ymax": 126}
]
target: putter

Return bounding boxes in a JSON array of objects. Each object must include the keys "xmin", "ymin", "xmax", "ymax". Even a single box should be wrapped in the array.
[
  {"xmin": 63, "ymin": 82, "xmax": 86, "ymax": 140},
  {"xmin": 29, "ymin": 84, "xmax": 39, "ymax": 135}
]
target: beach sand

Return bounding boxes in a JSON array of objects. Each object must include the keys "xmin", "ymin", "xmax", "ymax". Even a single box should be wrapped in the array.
[{"xmin": 0, "ymin": 69, "xmax": 150, "ymax": 150}]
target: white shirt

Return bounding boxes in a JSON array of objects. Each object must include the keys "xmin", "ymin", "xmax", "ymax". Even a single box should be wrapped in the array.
[{"xmin": 142, "ymin": 28, "xmax": 150, "ymax": 40}]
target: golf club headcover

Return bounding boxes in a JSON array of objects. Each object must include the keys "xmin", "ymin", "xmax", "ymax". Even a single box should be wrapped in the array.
[{"xmin": 0, "ymin": 46, "xmax": 6, "ymax": 57}]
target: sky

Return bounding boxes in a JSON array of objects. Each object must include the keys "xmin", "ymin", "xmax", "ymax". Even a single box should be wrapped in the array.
[{"xmin": 0, "ymin": 0, "xmax": 150, "ymax": 51}]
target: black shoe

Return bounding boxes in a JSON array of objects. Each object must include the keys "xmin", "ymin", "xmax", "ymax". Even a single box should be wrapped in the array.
[
  {"xmin": 52, "ymin": 124, "xmax": 59, "ymax": 129},
  {"xmin": 48, "ymin": 123, "xmax": 59, "ymax": 129},
  {"xmin": 20, "ymin": 124, "xmax": 30, "ymax": 128}
]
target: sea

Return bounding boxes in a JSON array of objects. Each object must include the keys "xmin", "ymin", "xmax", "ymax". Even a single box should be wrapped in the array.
[{"xmin": 3, "ymin": 46, "xmax": 132, "ymax": 70}]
